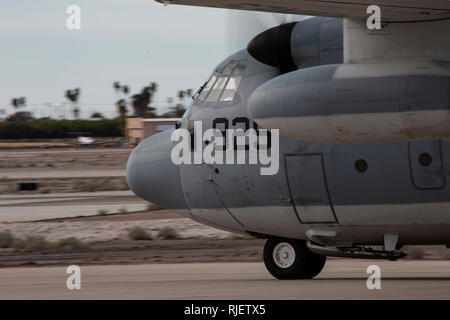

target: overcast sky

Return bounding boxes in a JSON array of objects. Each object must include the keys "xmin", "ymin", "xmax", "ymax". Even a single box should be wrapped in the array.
[{"xmin": 0, "ymin": 0, "xmax": 298, "ymax": 119}]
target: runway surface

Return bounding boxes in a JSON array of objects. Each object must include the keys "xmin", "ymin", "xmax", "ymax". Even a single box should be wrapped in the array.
[
  {"xmin": 0, "ymin": 260, "xmax": 449, "ymax": 299},
  {"xmin": 0, "ymin": 169, "xmax": 125, "ymax": 179},
  {"xmin": 0, "ymin": 148, "xmax": 129, "ymax": 155},
  {"xmin": 0, "ymin": 191, "xmax": 147, "ymax": 222}
]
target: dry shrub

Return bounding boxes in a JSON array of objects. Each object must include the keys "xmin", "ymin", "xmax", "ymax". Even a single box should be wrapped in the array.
[
  {"xmin": 128, "ymin": 227, "xmax": 152, "ymax": 240},
  {"xmin": 12, "ymin": 235, "xmax": 87, "ymax": 252},
  {"xmin": 118, "ymin": 207, "xmax": 128, "ymax": 214},
  {"xmin": 13, "ymin": 235, "xmax": 50, "ymax": 252},
  {"xmin": 79, "ymin": 181, "xmax": 102, "ymax": 192},
  {"xmin": 0, "ymin": 231, "xmax": 14, "ymax": 248},
  {"xmin": 55, "ymin": 237, "xmax": 88, "ymax": 251},
  {"xmin": 158, "ymin": 227, "xmax": 179, "ymax": 240},
  {"xmin": 98, "ymin": 209, "xmax": 108, "ymax": 216}
]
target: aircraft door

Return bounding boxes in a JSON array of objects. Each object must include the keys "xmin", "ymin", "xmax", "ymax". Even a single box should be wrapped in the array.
[
  {"xmin": 408, "ymin": 140, "xmax": 445, "ymax": 189},
  {"xmin": 285, "ymin": 154, "xmax": 337, "ymax": 224}
]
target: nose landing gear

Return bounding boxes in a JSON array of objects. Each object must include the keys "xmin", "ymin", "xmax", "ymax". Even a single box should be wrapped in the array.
[{"xmin": 263, "ymin": 237, "xmax": 326, "ymax": 279}]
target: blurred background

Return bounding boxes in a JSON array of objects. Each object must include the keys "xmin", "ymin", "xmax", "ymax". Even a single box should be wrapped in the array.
[
  {"xmin": 0, "ymin": 0, "xmax": 301, "ymax": 120},
  {"xmin": 0, "ymin": 0, "xmax": 307, "ymax": 267}
]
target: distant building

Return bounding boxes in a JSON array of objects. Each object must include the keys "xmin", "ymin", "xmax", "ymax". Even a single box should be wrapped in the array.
[{"xmin": 125, "ymin": 118, "xmax": 180, "ymax": 145}]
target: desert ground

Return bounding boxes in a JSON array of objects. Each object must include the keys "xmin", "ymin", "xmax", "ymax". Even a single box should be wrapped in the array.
[{"xmin": 0, "ymin": 209, "xmax": 262, "ymax": 268}]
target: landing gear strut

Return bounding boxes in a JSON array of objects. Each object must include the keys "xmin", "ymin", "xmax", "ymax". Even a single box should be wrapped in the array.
[{"xmin": 263, "ymin": 237, "xmax": 326, "ymax": 279}]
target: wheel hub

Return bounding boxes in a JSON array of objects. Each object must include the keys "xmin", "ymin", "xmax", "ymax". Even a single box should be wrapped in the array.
[{"xmin": 272, "ymin": 242, "xmax": 296, "ymax": 268}]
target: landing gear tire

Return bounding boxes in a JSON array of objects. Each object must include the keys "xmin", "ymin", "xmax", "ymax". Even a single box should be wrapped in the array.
[{"xmin": 263, "ymin": 237, "xmax": 326, "ymax": 280}]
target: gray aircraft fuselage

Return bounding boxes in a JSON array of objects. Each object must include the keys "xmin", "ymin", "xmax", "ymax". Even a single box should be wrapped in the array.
[{"xmin": 126, "ymin": 18, "xmax": 450, "ymax": 250}]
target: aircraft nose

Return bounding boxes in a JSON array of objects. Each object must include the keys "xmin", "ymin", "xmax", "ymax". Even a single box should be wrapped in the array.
[{"xmin": 126, "ymin": 129, "xmax": 187, "ymax": 211}]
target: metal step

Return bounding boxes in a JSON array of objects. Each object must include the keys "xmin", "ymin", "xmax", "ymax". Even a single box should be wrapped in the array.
[{"xmin": 307, "ymin": 242, "xmax": 407, "ymax": 261}]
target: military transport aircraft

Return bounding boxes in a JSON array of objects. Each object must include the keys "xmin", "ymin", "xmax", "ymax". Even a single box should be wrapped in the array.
[{"xmin": 127, "ymin": 0, "xmax": 450, "ymax": 279}]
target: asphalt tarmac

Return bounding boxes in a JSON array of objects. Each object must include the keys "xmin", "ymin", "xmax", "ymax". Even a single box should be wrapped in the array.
[{"xmin": 0, "ymin": 260, "xmax": 449, "ymax": 299}]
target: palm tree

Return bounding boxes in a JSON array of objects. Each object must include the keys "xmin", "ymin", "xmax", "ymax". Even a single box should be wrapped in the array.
[
  {"xmin": 113, "ymin": 82, "xmax": 131, "ymax": 119},
  {"xmin": 176, "ymin": 89, "xmax": 194, "ymax": 108},
  {"xmin": 113, "ymin": 81, "xmax": 121, "ymax": 91},
  {"xmin": 65, "ymin": 88, "xmax": 81, "ymax": 119},
  {"xmin": 130, "ymin": 82, "xmax": 158, "ymax": 118},
  {"xmin": 11, "ymin": 97, "xmax": 26, "ymax": 109},
  {"xmin": 116, "ymin": 99, "xmax": 128, "ymax": 120},
  {"xmin": 164, "ymin": 89, "xmax": 192, "ymax": 117},
  {"xmin": 177, "ymin": 90, "xmax": 185, "ymax": 102}
]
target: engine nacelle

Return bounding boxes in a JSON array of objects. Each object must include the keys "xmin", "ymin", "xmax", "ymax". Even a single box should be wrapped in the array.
[
  {"xmin": 247, "ymin": 17, "xmax": 343, "ymax": 73},
  {"xmin": 247, "ymin": 62, "xmax": 450, "ymax": 143}
]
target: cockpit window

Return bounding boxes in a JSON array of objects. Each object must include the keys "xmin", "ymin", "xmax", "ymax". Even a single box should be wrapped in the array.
[
  {"xmin": 197, "ymin": 75, "xmax": 217, "ymax": 101},
  {"xmin": 219, "ymin": 76, "xmax": 241, "ymax": 101},
  {"xmin": 195, "ymin": 60, "xmax": 246, "ymax": 103},
  {"xmin": 206, "ymin": 76, "xmax": 228, "ymax": 102}
]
